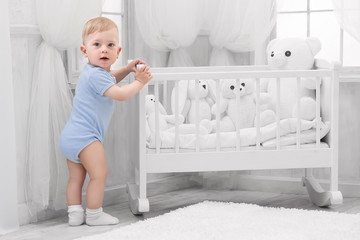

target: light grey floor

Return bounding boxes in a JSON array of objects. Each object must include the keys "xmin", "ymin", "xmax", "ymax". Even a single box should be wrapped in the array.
[{"xmin": 3, "ymin": 188, "xmax": 360, "ymax": 240}]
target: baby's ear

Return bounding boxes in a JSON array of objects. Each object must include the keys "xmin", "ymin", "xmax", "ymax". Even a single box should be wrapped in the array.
[
  {"xmin": 80, "ymin": 45, "xmax": 87, "ymax": 57},
  {"xmin": 117, "ymin": 46, "xmax": 122, "ymax": 57}
]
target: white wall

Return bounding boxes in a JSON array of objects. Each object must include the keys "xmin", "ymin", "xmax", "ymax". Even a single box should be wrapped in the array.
[{"xmin": 0, "ymin": 0, "xmax": 19, "ymax": 234}]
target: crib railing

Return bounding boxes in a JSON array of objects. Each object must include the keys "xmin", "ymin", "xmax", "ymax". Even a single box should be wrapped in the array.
[{"xmin": 140, "ymin": 64, "xmax": 338, "ymax": 155}]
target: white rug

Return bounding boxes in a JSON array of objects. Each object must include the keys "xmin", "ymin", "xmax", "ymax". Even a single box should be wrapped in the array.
[{"xmin": 75, "ymin": 201, "xmax": 360, "ymax": 240}]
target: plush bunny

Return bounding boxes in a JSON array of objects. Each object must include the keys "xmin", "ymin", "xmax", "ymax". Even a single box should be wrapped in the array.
[
  {"xmin": 262, "ymin": 37, "xmax": 322, "ymax": 120},
  {"xmin": 171, "ymin": 79, "xmax": 215, "ymax": 124},
  {"xmin": 210, "ymin": 79, "xmax": 275, "ymax": 132},
  {"xmin": 146, "ymin": 95, "xmax": 212, "ymax": 139}
]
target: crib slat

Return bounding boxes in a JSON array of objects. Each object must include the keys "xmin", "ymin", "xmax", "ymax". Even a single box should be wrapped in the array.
[
  {"xmin": 316, "ymin": 77, "xmax": 321, "ymax": 148},
  {"xmin": 195, "ymin": 80, "xmax": 200, "ymax": 152},
  {"xmin": 174, "ymin": 80, "xmax": 180, "ymax": 153},
  {"xmin": 163, "ymin": 80, "xmax": 167, "ymax": 110},
  {"xmin": 155, "ymin": 80, "xmax": 160, "ymax": 153},
  {"xmin": 276, "ymin": 78, "xmax": 281, "ymax": 150},
  {"xmin": 255, "ymin": 78, "xmax": 260, "ymax": 150},
  {"xmin": 216, "ymin": 79, "xmax": 221, "ymax": 152},
  {"xmin": 296, "ymin": 77, "xmax": 301, "ymax": 148},
  {"xmin": 235, "ymin": 79, "xmax": 240, "ymax": 151}
]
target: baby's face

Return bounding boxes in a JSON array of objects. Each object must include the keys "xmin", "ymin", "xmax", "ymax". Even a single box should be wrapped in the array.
[{"xmin": 81, "ymin": 28, "xmax": 121, "ymax": 71}]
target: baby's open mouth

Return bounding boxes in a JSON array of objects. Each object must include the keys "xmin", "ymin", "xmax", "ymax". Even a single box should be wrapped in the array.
[{"xmin": 100, "ymin": 57, "xmax": 109, "ymax": 60}]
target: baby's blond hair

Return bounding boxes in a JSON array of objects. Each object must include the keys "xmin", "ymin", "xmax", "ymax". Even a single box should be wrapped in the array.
[{"xmin": 82, "ymin": 17, "xmax": 119, "ymax": 44}]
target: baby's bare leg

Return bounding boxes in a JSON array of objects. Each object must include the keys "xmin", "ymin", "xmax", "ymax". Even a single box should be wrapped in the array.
[
  {"xmin": 66, "ymin": 159, "xmax": 86, "ymax": 226},
  {"xmin": 79, "ymin": 140, "xmax": 108, "ymax": 209},
  {"xmin": 66, "ymin": 159, "xmax": 86, "ymax": 205},
  {"xmin": 79, "ymin": 140, "xmax": 119, "ymax": 226}
]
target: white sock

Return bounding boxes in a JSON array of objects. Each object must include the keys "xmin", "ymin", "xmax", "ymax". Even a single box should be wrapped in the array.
[
  {"xmin": 86, "ymin": 207, "xmax": 119, "ymax": 226},
  {"xmin": 68, "ymin": 205, "xmax": 85, "ymax": 226}
]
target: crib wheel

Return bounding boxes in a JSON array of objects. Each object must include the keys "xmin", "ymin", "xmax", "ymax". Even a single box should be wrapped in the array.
[
  {"xmin": 302, "ymin": 176, "xmax": 343, "ymax": 207},
  {"xmin": 129, "ymin": 197, "xmax": 150, "ymax": 215},
  {"xmin": 126, "ymin": 183, "xmax": 150, "ymax": 215},
  {"xmin": 329, "ymin": 191, "xmax": 343, "ymax": 205}
]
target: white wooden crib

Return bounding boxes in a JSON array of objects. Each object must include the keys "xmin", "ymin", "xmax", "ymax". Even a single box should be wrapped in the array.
[{"xmin": 126, "ymin": 59, "xmax": 343, "ymax": 215}]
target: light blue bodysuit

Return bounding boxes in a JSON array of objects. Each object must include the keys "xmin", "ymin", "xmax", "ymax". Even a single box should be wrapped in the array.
[{"xmin": 60, "ymin": 64, "xmax": 116, "ymax": 163}]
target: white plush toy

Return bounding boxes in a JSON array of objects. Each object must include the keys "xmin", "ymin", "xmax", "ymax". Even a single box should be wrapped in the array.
[
  {"xmin": 263, "ymin": 37, "xmax": 322, "ymax": 120},
  {"xmin": 146, "ymin": 95, "xmax": 212, "ymax": 139},
  {"xmin": 171, "ymin": 79, "xmax": 215, "ymax": 124},
  {"xmin": 210, "ymin": 79, "xmax": 275, "ymax": 132}
]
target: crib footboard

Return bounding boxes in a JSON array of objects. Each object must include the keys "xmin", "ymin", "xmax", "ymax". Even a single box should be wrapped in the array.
[{"xmin": 127, "ymin": 63, "xmax": 342, "ymax": 214}]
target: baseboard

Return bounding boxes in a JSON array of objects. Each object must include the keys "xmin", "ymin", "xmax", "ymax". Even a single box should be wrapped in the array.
[
  {"xmin": 203, "ymin": 174, "xmax": 360, "ymax": 198},
  {"xmin": 103, "ymin": 173, "xmax": 200, "ymax": 206},
  {"xmin": 18, "ymin": 174, "xmax": 198, "ymax": 225}
]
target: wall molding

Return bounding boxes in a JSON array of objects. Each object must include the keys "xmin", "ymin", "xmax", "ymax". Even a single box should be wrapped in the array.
[
  {"xmin": 339, "ymin": 67, "xmax": 360, "ymax": 83},
  {"xmin": 204, "ymin": 174, "xmax": 360, "ymax": 198},
  {"xmin": 10, "ymin": 24, "xmax": 40, "ymax": 36}
]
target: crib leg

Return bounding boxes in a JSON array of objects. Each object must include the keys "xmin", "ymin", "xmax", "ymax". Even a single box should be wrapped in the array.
[
  {"xmin": 126, "ymin": 167, "xmax": 149, "ymax": 215},
  {"xmin": 126, "ymin": 183, "xmax": 150, "ymax": 215},
  {"xmin": 302, "ymin": 175, "xmax": 343, "ymax": 207}
]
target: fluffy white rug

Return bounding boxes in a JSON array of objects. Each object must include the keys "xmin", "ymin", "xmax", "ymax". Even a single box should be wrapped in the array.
[{"xmin": 75, "ymin": 201, "xmax": 360, "ymax": 240}]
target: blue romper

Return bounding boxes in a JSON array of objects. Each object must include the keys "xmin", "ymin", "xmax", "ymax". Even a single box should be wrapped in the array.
[{"xmin": 60, "ymin": 64, "xmax": 116, "ymax": 163}]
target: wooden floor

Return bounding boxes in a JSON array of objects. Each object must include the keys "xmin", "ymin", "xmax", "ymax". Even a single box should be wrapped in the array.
[{"xmin": 3, "ymin": 188, "xmax": 360, "ymax": 240}]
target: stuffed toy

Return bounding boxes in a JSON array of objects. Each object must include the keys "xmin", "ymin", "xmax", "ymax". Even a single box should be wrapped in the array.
[
  {"xmin": 210, "ymin": 79, "xmax": 275, "ymax": 132},
  {"xmin": 262, "ymin": 37, "xmax": 322, "ymax": 120},
  {"xmin": 146, "ymin": 95, "xmax": 212, "ymax": 139},
  {"xmin": 171, "ymin": 79, "xmax": 215, "ymax": 124}
]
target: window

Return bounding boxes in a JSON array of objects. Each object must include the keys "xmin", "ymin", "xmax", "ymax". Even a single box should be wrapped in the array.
[
  {"xmin": 101, "ymin": 0, "xmax": 125, "ymax": 69},
  {"xmin": 277, "ymin": 0, "xmax": 360, "ymax": 67},
  {"xmin": 66, "ymin": 0, "xmax": 127, "ymax": 88}
]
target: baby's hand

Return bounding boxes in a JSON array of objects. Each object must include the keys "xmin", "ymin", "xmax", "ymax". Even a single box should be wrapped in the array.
[
  {"xmin": 135, "ymin": 65, "xmax": 152, "ymax": 85},
  {"xmin": 127, "ymin": 59, "xmax": 146, "ymax": 72}
]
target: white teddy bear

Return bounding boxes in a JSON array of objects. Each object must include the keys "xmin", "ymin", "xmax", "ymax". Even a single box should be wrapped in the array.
[
  {"xmin": 171, "ymin": 79, "xmax": 215, "ymax": 124},
  {"xmin": 210, "ymin": 79, "xmax": 275, "ymax": 132},
  {"xmin": 146, "ymin": 95, "xmax": 212, "ymax": 139},
  {"xmin": 263, "ymin": 37, "xmax": 322, "ymax": 120}
]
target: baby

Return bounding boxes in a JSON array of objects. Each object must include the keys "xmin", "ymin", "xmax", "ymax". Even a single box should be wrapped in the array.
[{"xmin": 60, "ymin": 17, "xmax": 152, "ymax": 226}]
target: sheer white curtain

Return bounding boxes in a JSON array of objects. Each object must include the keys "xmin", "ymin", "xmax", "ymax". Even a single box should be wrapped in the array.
[
  {"xmin": 208, "ymin": 0, "xmax": 277, "ymax": 66},
  {"xmin": 134, "ymin": 0, "xmax": 204, "ymax": 67},
  {"xmin": 25, "ymin": 0, "xmax": 102, "ymax": 220},
  {"xmin": 332, "ymin": 0, "xmax": 360, "ymax": 42}
]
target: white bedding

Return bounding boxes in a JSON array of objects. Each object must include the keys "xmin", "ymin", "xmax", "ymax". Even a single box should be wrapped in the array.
[
  {"xmin": 262, "ymin": 121, "xmax": 330, "ymax": 148},
  {"xmin": 146, "ymin": 118, "xmax": 330, "ymax": 149}
]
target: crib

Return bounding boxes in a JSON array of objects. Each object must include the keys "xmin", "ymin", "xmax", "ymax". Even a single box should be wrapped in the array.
[{"xmin": 126, "ymin": 59, "xmax": 343, "ymax": 215}]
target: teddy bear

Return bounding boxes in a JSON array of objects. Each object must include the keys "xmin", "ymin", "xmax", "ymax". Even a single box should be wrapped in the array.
[
  {"xmin": 145, "ymin": 95, "xmax": 212, "ymax": 139},
  {"xmin": 171, "ymin": 79, "xmax": 215, "ymax": 124},
  {"xmin": 210, "ymin": 79, "xmax": 275, "ymax": 133},
  {"xmin": 262, "ymin": 37, "xmax": 322, "ymax": 120}
]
